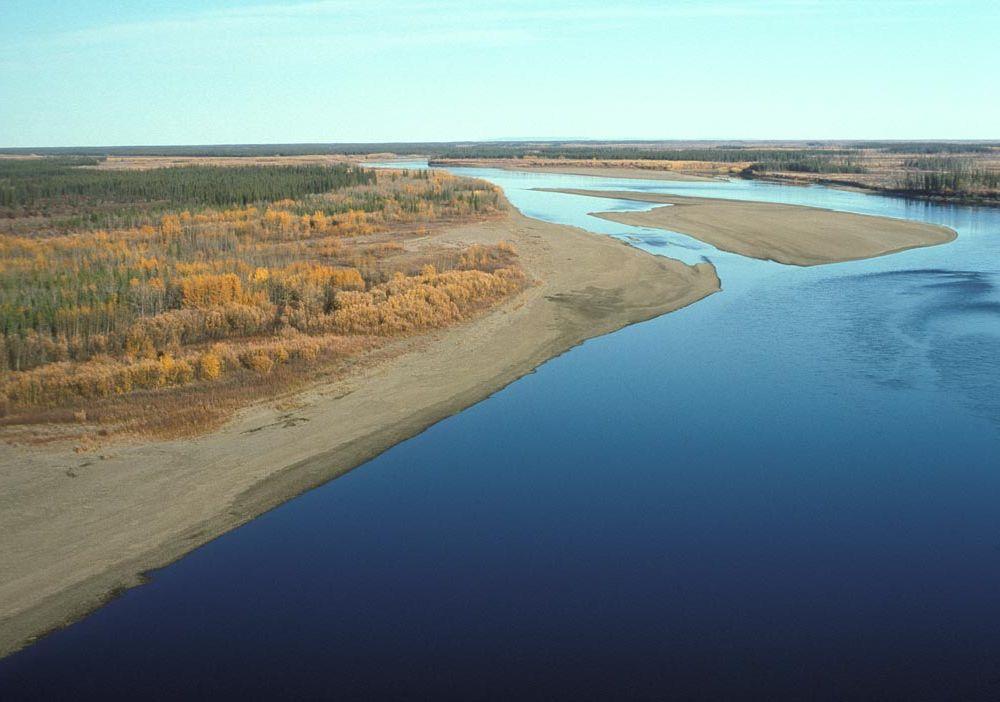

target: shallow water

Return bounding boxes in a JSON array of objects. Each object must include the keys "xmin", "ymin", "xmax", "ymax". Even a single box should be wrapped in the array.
[{"xmin": 3, "ymin": 165, "xmax": 1000, "ymax": 701}]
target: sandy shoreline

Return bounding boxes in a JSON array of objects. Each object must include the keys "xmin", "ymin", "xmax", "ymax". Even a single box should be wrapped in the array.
[
  {"xmin": 429, "ymin": 159, "xmax": 718, "ymax": 182},
  {"xmin": 543, "ymin": 189, "xmax": 957, "ymax": 266},
  {"xmin": 0, "ymin": 208, "xmax": 719, "ymax": 659}
]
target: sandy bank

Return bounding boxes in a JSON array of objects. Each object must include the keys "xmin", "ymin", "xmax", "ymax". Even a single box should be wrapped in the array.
[
  {"xmin": 542, "ymin": 189, "xmax": 957, "ymax": 266},
  {"xmin": 0, "ymin": 209, "xmax": 719, "ymax": 659},
  {"xmin": 429, "ymin": 159, "xmax": 717, "ymax": 182}
]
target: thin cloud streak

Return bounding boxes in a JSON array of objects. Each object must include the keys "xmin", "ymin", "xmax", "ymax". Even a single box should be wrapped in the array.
[{"xmin": 12, "ymin": 0, "xmax": 835, "ymax": 51}]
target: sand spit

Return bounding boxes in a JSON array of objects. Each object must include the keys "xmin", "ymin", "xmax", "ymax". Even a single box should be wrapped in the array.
[
  {"xmin": 542, "ymin": 189, "xmax": 957, "ymax": 266},
  {"xmin": 0, "ymin": 208, "xmax": 719, "ymax": 658},
  {"xmin": 430, "ymin": 159, "xmax": 718, "ymax": 182}
]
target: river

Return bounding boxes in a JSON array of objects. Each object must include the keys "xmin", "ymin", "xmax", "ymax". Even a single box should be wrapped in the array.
[{"xmin": 2, "ymin": 164, "xmax": 999, "ymax": 701}]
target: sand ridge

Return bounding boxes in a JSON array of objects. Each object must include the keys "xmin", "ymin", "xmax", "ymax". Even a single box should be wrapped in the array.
[
  {"xmin": 542, "ymin": 189, "xmax": 957, "ymax": 266},
  {"xmin": 429, "ymin": 159, "xmax": 718, "ymax": 182}
]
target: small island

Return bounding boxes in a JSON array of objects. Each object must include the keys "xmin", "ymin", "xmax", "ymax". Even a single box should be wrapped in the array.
[{"xmin": 542, "ymin": 189, "xmax": 957, "ymax": 266}]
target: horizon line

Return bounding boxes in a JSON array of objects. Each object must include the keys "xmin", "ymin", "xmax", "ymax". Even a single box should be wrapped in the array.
[{"xmin": 3, "ymin": 137, "xmax": 1000, "ymax": 152}]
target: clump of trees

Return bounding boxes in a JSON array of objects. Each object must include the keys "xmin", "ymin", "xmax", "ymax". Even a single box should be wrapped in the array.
[
  {"xmin": 887, "ymin": 155, "xmax": 1000, "ymax": 197},
  {"xmin": 742, "ymin": 156, "xmax": 867, "ymax": 175},
  {"xmin": 0, "ymin": 164, "xmax": 522, "ymax": 424},
  {"xmin": 894, "ymin": 169, "xmax": 1000, "ymax": 195}
]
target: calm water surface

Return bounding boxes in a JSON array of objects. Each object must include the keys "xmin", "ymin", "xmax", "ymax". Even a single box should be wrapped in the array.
[{"xmin": 3, "ymin": 165, "xmax": 1000, "ymax": 701}]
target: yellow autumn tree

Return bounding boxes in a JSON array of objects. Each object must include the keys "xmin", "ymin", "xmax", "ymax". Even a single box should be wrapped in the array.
[{"xmin": 179, "ymin": 274, "xmax": 243, "ymax": 309}]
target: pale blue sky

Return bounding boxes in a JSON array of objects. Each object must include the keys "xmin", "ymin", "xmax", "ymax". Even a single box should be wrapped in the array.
[{"xmin": 1, "ymin": 0, "xmax": 997, "ymax": 146}]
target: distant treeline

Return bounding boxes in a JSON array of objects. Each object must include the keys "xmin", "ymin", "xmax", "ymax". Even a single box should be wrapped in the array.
[
  {"xmin": 890, "ymin": 154, "xmax": 1000, "ymax": 194},
  {"xmin": 853, "ymin": 141, "xmax": 999, "ymax": 154},
  {"xmin": 894, "ymin": 169, "xmax": 1000, "ymax": 194},
  {"xmin": 0, "ymin": 156, "xmax": 105, "ymax": 172},
  {"xmin": 4, "ymin": 141, "xmax": 997, "ymax": 160},
  {"xmin": 0, "ymin": 159, "xmax": 375, "ymax": 212},
  {"xmin": 899, "ymin": 156, "xmax": 995, "ymax": 170},
  {"xmin": 0, "ymin": 143, "xmax": 462, "ymax": 158},
  {"xmin": 433, "ymin": 145, "xmax": 859, "ymax": 163},
  {"xmin": 743, "ymin": 157, "xmax": 867, "ymax": 174}
]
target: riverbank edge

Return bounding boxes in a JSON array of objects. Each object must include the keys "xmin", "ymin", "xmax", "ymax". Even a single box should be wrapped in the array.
[
  {"xmin": 427, "ymin": 159, "xmax": 721, "ymax": 182},
  {"xmin": 0, "ymin": 207, "xmax": 720, "ymax": 660}
]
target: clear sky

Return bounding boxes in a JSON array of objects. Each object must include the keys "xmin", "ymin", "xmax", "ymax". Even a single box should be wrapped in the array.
[{"xmin": 1, "ymin": 0, "xmax": 997, "ymax": 146}]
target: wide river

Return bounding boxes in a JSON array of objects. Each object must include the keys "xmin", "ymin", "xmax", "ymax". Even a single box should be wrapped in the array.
[{"xmin": 3, "ymin": 165, "xmax": 1000, "ymax": 700}]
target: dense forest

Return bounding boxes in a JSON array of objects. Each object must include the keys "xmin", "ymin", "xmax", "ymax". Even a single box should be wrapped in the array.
[
  {"xmin": 0, "ymin": 159, "xmax": 523, "ymax": 436},
  {"xmin": 0, "ymin": 158, "xmax": 376, "ymax": 213}
]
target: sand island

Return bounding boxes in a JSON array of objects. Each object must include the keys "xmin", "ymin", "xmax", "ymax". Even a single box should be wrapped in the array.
[{"xmin": 542, "ymin": 189, "xmax": 958, "ymax": 266}]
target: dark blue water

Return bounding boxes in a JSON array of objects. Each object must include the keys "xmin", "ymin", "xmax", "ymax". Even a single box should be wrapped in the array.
[{"xmin": 3, "ymin": 166, "xmax": 1000, "ymax": 701}]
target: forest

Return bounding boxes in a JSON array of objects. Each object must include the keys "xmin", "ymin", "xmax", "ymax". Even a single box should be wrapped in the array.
[
  {"xmin": 894, "ymin": 167, "xmax": 1000, "ymax": 195},
  {"xmin": 0, "ymin": 158, "xmax": 376, "ymax": 218},
  {"xmin": 0, "ymin": 159, "xmax": 523, "ymax": 439}
]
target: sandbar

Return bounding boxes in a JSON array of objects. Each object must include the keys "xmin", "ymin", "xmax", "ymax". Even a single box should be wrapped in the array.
[
  {"xmin": 542, "ymin": 189, "xmax": 957, "ymax": 266},
  {"xmin": 429, "ymin": 159, "xmax": 718, "ymax": 181}
]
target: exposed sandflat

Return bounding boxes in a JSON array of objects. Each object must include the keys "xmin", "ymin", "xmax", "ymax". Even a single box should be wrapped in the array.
[
  {"xmin": 543, "ymin": 189, "xmax": 957, "ymax": 266},
  {"xmin": 0, "ymin": 208, "xmax": 719, "ymax": 658},
  {"xmin": 516, "ymin": 165, "xmax": 715, "ymax": 181}
]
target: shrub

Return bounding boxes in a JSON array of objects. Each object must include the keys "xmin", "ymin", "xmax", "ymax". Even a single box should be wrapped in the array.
[
  {"xmin": 196, "ymin": 352, "xmax": 222, "ymax": 380},
  {"xmin": 243, "ymin": 352, "xmax": 274, "ymax": 375}
]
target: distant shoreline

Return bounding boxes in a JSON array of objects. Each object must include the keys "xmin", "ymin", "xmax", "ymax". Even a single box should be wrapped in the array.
[
  {"xmin": 428, "ymin": 158, "xmax": 720, "ymax": 182},
  {"xmin": 427, "ymin": 157, "xmax": 1000, "ymax": 208}
]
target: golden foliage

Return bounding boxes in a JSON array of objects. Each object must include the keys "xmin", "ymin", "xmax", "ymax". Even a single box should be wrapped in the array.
[
  {"xmin": 160, "ymin": 214, "xmax": 182, "ymax": 237},
  {"xmin": 1, "ymin": 171, "xmax": 520, "ymax": 427},
  {"xmin": 243, "ymin": 352, "xmax": 274, "ymax": 376},
  {"xmin": 196, "ymin": 351, "xmax": 222, "ymax": 381},
  {"xmin": 179, "ymin": 273, "xmax": 244, "ymax": 309},
  {"xmin": 324, "ymin": 264, "xmax": 526, "ymax": 336}
]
